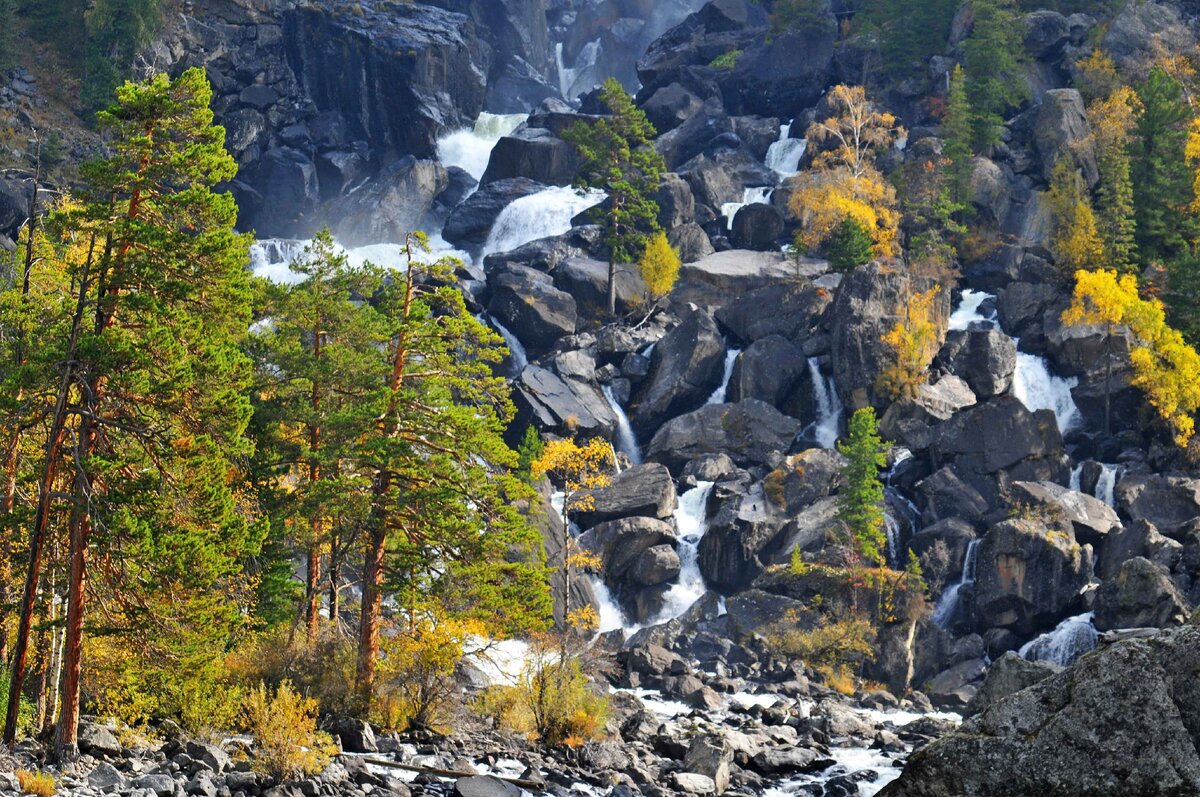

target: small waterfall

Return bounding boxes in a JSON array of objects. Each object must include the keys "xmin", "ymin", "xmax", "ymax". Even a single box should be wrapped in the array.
[
  {"xmin": 482, "ymin": 186, "xmax": 605, "ymax": 257},
  {"xmin": 766, "ymin": 122, "xmax": 808, "ymax": 178},
  {"xmin": 435, "ymin": 112, "xmax": 527, "ymax": 183},
  {"xmin": 1070, "ymin": 463, "xmax": 1083, "ymax": 491},
  {"xmin": 1019, "ymin": 612, "xmax": 1098, "ymax": 666},
  {"xmin": 1013, "ymin": 352, "xmax": 1082, "ymax": 434},
  {"xmin": 705, "ymin": 349, "xmax": 741, "ymax": 405},
  {"xmin": 555, "ymin": 39, "xmax": 602, "ymax": 100},
  {"xmin": 807, "ymin": 357, "xmax": 842, "ymax": 450},
  {"xmin": 948, "ymin": 289, "xmax": 998, "ymax": 331},
  {"xmin": 601, "ymin": 384, "xmax": 642, "ymax": 465},
  {"xmin": 721, "ymin": 187, "xmax": 774, "ymax": 230},
  {"xmin": 883, "ymin": 487, "xmax": 921, "ymax": 568},
  {"xmin": 249, "ymin": 238, "xmax": 310, "ymax": 284},
  {"xmin": 933, "ymin": 539, "xmax": 980, "ymax": 628},
  {"xmin": 488, "ymin": 316, "xmax": 528, "ymax": 377},
  {"xmin": 1095, "ymin": 463, "xmax": 1121, "ymax": 508},
  {"xmin": 645, "ymin": 481, "xmax": 716, "ymax": 625}
]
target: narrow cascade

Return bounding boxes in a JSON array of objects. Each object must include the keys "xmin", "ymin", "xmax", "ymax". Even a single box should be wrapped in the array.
[
  {"xmin": 435, "ymin": 112, "xmax": 527, "ymax": 183},
  {"xmin": 934, "ymin": 539, "xmax": 980, "ymax": 628},
  {"xmin": 646, "ymin": 481, "xmax": 716, "ymax": 625},
  {"xmin": 807, "ymin": 357, "xmax": 842, "ymax": 450},
  {"xmin": 949, "ymin": 290, "xmax": 1082, "ymax": 434},
  {"xmin": 766, "ymin": 122, "xmax": 808, "ymax": 178},
  {"xmin": 601, "ymin": 384, "xmax": 642, "ymax": 465},
  {"xmin": 706, "ymin": 349, "xmax": 741, "ymax": 405},
  {"xmin": 1070, "ymin": 463, "xmax": 1083, "ymax": 491},
  {"xmin": 556, "ymin": 39, "xmax": 602, "ymax": 100},
  {"xmin": 482, "ymin": 186, "xmax": 605, "ymax": 258},
  {"xmin": 551, "ymin": 490, "xmax": 627, "ymax": 634},
  {"xmin": 488, "ymin": 316, "xmax": 528, "ymax": 377},
  {"xmin": 249, "ymin": 238, "xmax": 309, "ymax": 282},
  {"xmin": 721, "ymin": 187, "xmax": 774, "ymax": 230},
  {"xmin": 1096, "ymin": 463, "xmax": 1122, "ymax": 508},
  {"xmin": 883, "ymin": 486, "xmax": 921, "ymax": 568},
  {"xmin": 1019, "ymin": 612, "xmax": 1098, "ymax": 666}
]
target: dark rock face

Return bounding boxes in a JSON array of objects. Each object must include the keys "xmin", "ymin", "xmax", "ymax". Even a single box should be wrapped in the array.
[
  {"xmin": 554, "ymin": 258, "xmax": 650, "ymax": 319},
  {"xmin": 1011, "ymin": 480, "xmax": 1120, "ymax": 547},
  {"xmin": 444, "ymin": 178, "xmax": 547, "ymax": 251},
  {"xmin": 632, "ymin": 311, "xmax": 727, "ymax": 436},
  {"xmin": 575, "ymin": 463, "xmax": 678, "ymax": 528},
  {"xmin": 579, "ymin": 517, "xmax": 678, "ymax": 618},
  {"xmin": 1099, "ymin": 520, "xmax": 1181, "ymax": 581},
  {"xmin": 971, "ymin": 518, "xmax": 1092, "ymax": 635},
  {"xmin": 1115, "ymin": 474, "xmax": 1200, "ymax": 539},
  {"xmin": 715, "ymin": 282, "xmax": 830, "ymax": 345},
  {"xmin": 486, "ymin": 266, "xmax": 578, "ymax": 359},
  {"xmin": 727, "ymin": 335, "xmax": 807, "ymax": 410},
  {"xmin": 882, "ymin": 625, "xmax": 1200, "ymax": 797},
  {"xmin": 937, "ymin": 330, "xmax": 1017, "ymax": 399},
  {"xmin": 646, "ymin": 400, "xmax": 803, "ymax": 474},
  {"xmin": 512, "ymin": 365, "xmax": 617, "ymax": 439},
  {"xmin": 1093, "ymin": 557, "xmax": 1189, "ymax": 631},
  {"xmin": 481, "ymin": 127, "xmax": 577, "ymax": 187},
  {"xmin": 962, "ymin": 651, "xmax": 1059, "ymax": 719},
  {"xmin": 730, "ymin": 204, "xmax": 785, "ymax": 250},
  {"xmin": 1033, "ymin": 89, "xmax": 1097, "ymax": 188}
]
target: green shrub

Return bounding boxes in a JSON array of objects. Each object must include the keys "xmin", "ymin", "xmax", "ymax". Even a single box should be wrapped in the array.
[{"xmin": 709, "ymin": 49, "xmax": 743, "ymax": 70}]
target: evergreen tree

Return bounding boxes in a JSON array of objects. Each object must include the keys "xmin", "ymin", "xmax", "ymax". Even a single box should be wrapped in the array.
[
  {"xmin": 564, "ymin": 78, "xmax": 665, "ymax": 317},
  {"xmin": 1132, "ymin": 68, "xmax": 1196, "ymax": 265},
  {"xmin": 1089, "ymin": 86, "xmax": 1141, "ymax": 273},
  {"xmin": 826, "ymin": 217, "xmax": 874, "ymax": 272},
  {"xmin": 1046, "ymin": 160, "xmax": 1107, "ymax": 275},
  {"xmin": 837, "ymin": 408, "xmax": 888, "ymax": 568},
  {"xmin": 4, "ymin": 68, "xmax": 257, "ymax": 757},
  {"xmin": 865, "ymin": 0, "xmax": 960, "ymax": 79},
  {"xmin": 963, "ymin": 0, "xmax": 1028, "ymax": 150},
  {"xmin": 0, "ymin": 0, "xmax": 18, "ymax": 72},
  {"xmin": 943, "ymin": 64, "xmax": 975, "ymax": 208},
  {"xmin": 81, "ymin": 0, "xmax": 163, "ymax": 116}
]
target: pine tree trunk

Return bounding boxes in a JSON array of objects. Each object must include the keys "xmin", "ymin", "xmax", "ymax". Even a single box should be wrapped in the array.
[
  {"xmin": 305, "ymin": 545, "xmax": 321, "ymax": 642},
  {"xmin": 55, "ymin": 500, "xmax": 88, "ymax": 763},
  {"xmin": 328, "ymin": 534, "xmax": 341, "ymax": 632},
  {"xmin": 356, "ymin": 526, "xmax": 386, "ymax": 704}
]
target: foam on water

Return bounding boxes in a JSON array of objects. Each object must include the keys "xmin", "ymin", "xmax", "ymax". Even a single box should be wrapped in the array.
[
  {"xmin": 766, "ymin": 122, "xmax": 808, "ymax": 178},
  {"xmin": 482, "ymin": 186, "xmax": 605, "ymax": 258},
  {"xmin": 643, "ymin": 482, "xmax": 716, "ymax": 626},
  {"xmin": 706, "ymin": 349, "xmax": 741, "ymax": 405},
  {"xmin": 601, "ymin": 384, "xmax": 642, "ymax": 465},
  {"xmin": 808, "ymin": 357, "xmax": 842, "ymax": 449},
  {"xmin": 435, "ymin": 112, "xmax": 528, "ymax": 183},
  {"xmin": 1020, "ymin": 612, "xmax": 1098, "ymax": 666}
]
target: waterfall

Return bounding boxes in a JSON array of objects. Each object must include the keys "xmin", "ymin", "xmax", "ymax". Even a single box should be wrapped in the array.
[
  {"xmin": 933, "ymin": 539, "xmax": 980, "ymax": 628},
  {"xmin": 949, "ymin": 290, "xmax": 1082, "ymax": 434},
  {"xmin": 555, "ymin": 39, "xmax": 602, "ymax": 100},
  {"xmin": 765, "ymin": 123, "xmax": 808, "ymax": 178},
  {"xmin": 482, "ymin": 186, "xmax": 605, "ymax": 257},
  {"xmin": 1070, "ymin": 463, "xmax": 1083, "ymax": 491},
  {"xmin": 705, "ymin": 349, "xmax": 741, "ymax": 405},
  {"xmin": 435, "ymin": 112, "xmax": 527, "ymax": 183},
  {"xmin": 1095, "ymin": 463, "xmax": 1121, "ymax": 508},
  {"xmin": 721, "ymin": 187, "xmax": 774, "ymax": 230},
  {"xmin": 487, "ymin": 316, "xmax": 528, "ymax": 377},
  {"xmin": 1019, "ymin": 612, "xmax": 1098, "ymax": 666},
  {"xmin": 645, "ymin": 482, "xmax": 716, "ymax": 625},
  {"xmin": 251, "ymin": 236, "xmax": 469, "ymax": 284},
  {"xmin": 601, "ymin": 384, "xmax": 642, "ymax": 465},
  {"xmin": 807, "ymin": 357, "xmax": 842, "ymax": 450},
  {"xmin": 249, "ymin": 238, "xmax": 310, "ymax": 284}
]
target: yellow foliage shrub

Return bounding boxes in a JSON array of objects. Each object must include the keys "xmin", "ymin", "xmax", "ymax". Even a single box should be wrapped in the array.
[
  {"xmin": 374, "ymin": 614, "xmax": 482, "ymax": 732},
  {"xmin": 226, "ymin": 628, "xmax": 358, "ymax": 718},
  {"xmin": 639, "ymin": 231, "xmax": 681, "ymax": 300},
  {"xmin": 16, "ymin": 771, "xmax": 55, "ymax": 797},
  {"xmin": 242, "ymin": 680, "xmax": 337, "ymax": 783},
  {"xmin": 878, "ymin": 287, "xmax": 942, "ymax": 401},
  {"xmin": 763, "ymin": 613, "xmax": 876, "ymax": 692}
]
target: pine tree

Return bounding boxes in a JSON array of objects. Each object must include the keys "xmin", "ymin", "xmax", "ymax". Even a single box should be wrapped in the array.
[
  {"xmin": 943, "ymin": 64, "xmax": 975, "ymax": 208},
  {"xmin": 826, "ymin": 217, "xmax": 874, "ymax": 272},
  {"xmin": 1090, "ymin": 90, "xmax": 1140, "ymax": 273},
  {"xmin": 4, "ymin": 68, "xmax": 258, "ymax": 757},
  {"xmin": 564, "ymin": 78, "xmax": 665, "ymax": 317},
  {"xmin": 837, "ymin": 408, "xmax": 888, "ymax": 568},
  {"xmin": 1132, "ymin": 68, "xmax": 1196, "ymax": 265},
  {"xmin": 0, "ymin": 0, "xmax": 18, "ymax": 72},
  {"xmin": 963, "ymin": 0, "xmax": 1028, "ymax": 151},
  {"xmin": 865, "ymin": 0, "xmax": 960, "ymax": 79}
]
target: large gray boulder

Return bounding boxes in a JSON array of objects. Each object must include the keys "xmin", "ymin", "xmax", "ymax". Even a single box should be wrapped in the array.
[
  {"xmin": 962, "ymin": 651, "xmax": 1060, "ymax": 719},
  {"xmin": 1103, "ymin": 2, "xmax": 1196, "ymax": 73},
  {"xmin": 512, "ymin": 366, "xmax": 617, "ymax": 439},
  {"xmin": 880, "ymin": 375, "xmax": 977, "ymax": 452},
  {"xmin": 1011, "ymin": 480, "xmax": 1121, "ymax": 546},
  {"xmin": 481, "ymin": 127, "xmax": 577, "ymax": 187},
  {"xmin": 646, "ymin": 400, "xmax": 803, "ymax": 474},
  {"xmin": 684, "ymin": 736, "xmax": 733, "ymax": 795},
  {"xmin": 972, "ymin": 518, "xmax": 1092, "ymax": 635},
  {"xmin": 1093, "ymin": 557, "xmax": 1189, "ymax": 631},
  {"xmin": 937, "ymin": 330, "xmax": 1017, "ymax": 399},
  {"xmin": 913, "ymin": 467, "xmax": 990, "ymax": 529},
  {"xmin": 1115, "ymin": 474, "xmax": 1200, "ymax": 538},
  {"xmin": 715, "ymin": 281, "xmax": 831, "ymax": 345},
  {"xmin": 631, "ymin": 311, "xmax": 727, "ymax": 437},
  {"xmin": 727, "ymin": 335, "xmax": 808, "ymax": 410},
  {"xmin": 575, "ymin": 463, "xmax": 677, "ymax": 528},
  {"xmin": 881, "ymin": 625, "xmax": 1200, "ymax": 796},
  {"xmin": 1034, "ymin": 89, "xmax": 1097, "ymax": 188},
  {"xmin": 579, "ymin": 517, "xmax": 678, "ymax": 615},
  {"xmin": 730, "ymin": 203, "xmax": 785, "ymax": 251},
  {"xmin": 1099, "ymin": 520, "xmax": 1181, "ymax": 581},
  {"xmin": 486, "ymin": 267, "xmax": 577, "ymax": 358},
  {"xmin": 553, "ymin": 257, "xmax": 649, "ymax": 319}
]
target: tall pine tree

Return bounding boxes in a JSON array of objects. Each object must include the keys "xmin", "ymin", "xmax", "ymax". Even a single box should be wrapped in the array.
[
  {"xmin": 963, "ymin": 0, "xmax": 1028, "ymax": 150},
  {"xmin": 1132, "ymin": 68, "xmax": 1196, "ymax": 265}
]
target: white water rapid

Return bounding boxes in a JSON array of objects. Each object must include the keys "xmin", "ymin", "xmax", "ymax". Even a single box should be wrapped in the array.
[
  {"xmin": 808, "ymin": 357, "xmax": 842, "ymax": 449},
  {"xmin": 645, "ymin": 482, "xmax": 716, "ymax": 625},
  {"xmin": 765, "ymin": 122, "xmax": 808, "ymax": 178},
  {"xmin": 933, "ymin": 539, "xmax": 980, "ymax": 628},
  {"xmin": 435, "ymin": 112, "xmax": 527, "ymax": 183},
  {"xmin": 487, "ymin": 316, "xmax": 528, "ymax": 377},
  {"xmin": 706, "ymin": 349, "xmax": 742, "ymax": 405},
  {"xmin": 950, "ymin": 289, "xmax": 1082, "ymax": 434},
  {"xmin": 601, "ymin": 384, "xmax": 643, "ymax": 465},
  {"xmin": 481, "ymin": 186, "xmax": 605, "ymax": 258},
  {"xmin": 1019, "ymin": 612, "xmax": 1098, "ymax": 666},
  {"xmin": 721, "ymin": 187, "xmax": 774, "ymax": 230}
]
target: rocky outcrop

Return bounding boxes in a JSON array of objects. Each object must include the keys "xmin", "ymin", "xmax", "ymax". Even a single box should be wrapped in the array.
[
  {"xmin": 962, "ymin": 651, "xmax": 1059, "ymax": 719},
  {"xmin": 631, "ymin": 311, "xmax": 727, "ymax": 436},
  {"xmin": 1114, "ymin": 474, "xmax": 1200, "ymax": 539},
  {"xmin": 1011, "ymin": 480, "xmax": 1121, "ymax": 546},
  {"xmin": 646, "ymin": 400, "xmax": 803, "ymax": 474},
  {"xmin": 575, "ymin": 463, "xmax": 678, "ymax": 528},
  {"xmin": 883, "ymin": 625, "xmax": 1200, "ymax": 796},
  {"xmin": 936, "ymin": 330, "xmax": 1017, "ymax": 399},
  {"xmin": 1093, "ymin": 557, "xmax": 1189, "ymax": 631},
  {"xmin": 486, "ymin": 266, "xmax": 578, "ymax": 358},
  {"xmin": 512, "ymin": 366, "xmax": 617, "ymax": 439}
]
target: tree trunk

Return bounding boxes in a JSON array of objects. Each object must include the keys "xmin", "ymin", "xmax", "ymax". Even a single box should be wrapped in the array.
[
  {"xmin": 1104, "ymin": 324, "xmax": 1113, "ymax": 439},
  {"xmin": 607, "ymin": 253, "xmax": 617, "ymax": 318},
  {"xmin": 356, "ymin": 526, "xmax": 386, "ymax": 704},
  {"xmin": 305, "ymin": 545, "xmax": 321, "ymax": 642},
  {"xmin": 328, "ymin": 534, "xmax": 341, "ymax": 631},
  {"xmin": 55, "ymin": 495, "xmax": 89, "ymax": 764}
]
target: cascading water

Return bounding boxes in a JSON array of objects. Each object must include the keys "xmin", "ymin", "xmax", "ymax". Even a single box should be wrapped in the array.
[
  {"xmin": 807, "ymin": 357, "xmax": 842, "ymax": 450},
  {"xmin": 435, "ymin": 112, "xmax": 528, "ymax": 183},
  {"xmin": 550, "ymin": 490, "xmax": 626, "ymax": 634},
  {"xmin": 706, "ymin": 349, "xmax": 742, "ymax": 405},
  {"xmin": 934, "ymin": 539, "xmax": 980, "ymax": 628},
  {"xmin": 645, "ymin": 482, "xmax": 716, "ymax": 625},
  {"xmin": 1019, "ymin": 612, "xmax": 1098, "ymax": 666},
  {"xmin": 487, "ymin": 316, "xmax": 528, "ymax": 378},
  {"xmin": 250, "ymin": 235, "xmax": 469, "ymax": 284},
  {"xmin": 950, "ymin": 290, "xmax": 1082, "ymax": 434},
  {"xmin": 765, "ymin": 122, "xmax": 808, "ymax": 178},
  {"xmin": 555, "ymin": 39, "xmax": 602, "ymax": 100},
  {"xmin": 482, "ymin": 186, "xmax": 605, "ymax": 258},
  {"xmin": 1095, "ymin": 463, "xmax": 1121, "ymax": 507},
  {"xmin": 721, "ymin": 187, "xmax": 774, "ymax": 230},
  {"xmin": 601, "ymin": 384, "xmax": 643, "ymax": 465}
]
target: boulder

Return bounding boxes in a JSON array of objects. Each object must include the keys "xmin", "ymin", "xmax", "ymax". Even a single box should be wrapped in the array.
[
  {"xmin": 87, "ymin": 763, "xmax": 125, "ymax": 792},
  {"xmin": 1093, "ymin": 557, "xmax": 1189, "ymax": 631},
  {"xmin": 576, "ymin": 463, "xmax": 677, "ymax": 527},
  {"xmin": 78, "ymin": 721, "xmax": 123, "ymax": 757},
  {"xmin": 937, "ymin": 330, "xmax": 1017, "ymax": 399},
  {"xmin": 909, "ymin": 518, "xmax": 978, "ymax": 583},
  {"xmin": 481, "ymin": 127, "xmax": 577, "ymax": 187},
  {"xmin": 913, "ymin": 467, "xmax": 990, "ymax": 529},
  {"xmin": 672, "ymin": 773, "xmax": 717, "ymax": 795},
  {"xmin": 748, "ymin": 747, "xmax": 827, "ymax": 776},
  {"xmin": 1023, "ymin": 11, "xmax": 1070, "ymax": 59},
  {"xmin": 925, "ymin": 658, "xmax": 988, "ymax": 707},
  {"xmin": 880, "ymin": 376, "xmax": 977, "ymax": 452},
  {"xmin": 646, "ymin": 400, "xmax": 803, "ymax": 474},
  {"xmin": 670, "ymin": 223, "xmax": 717, "ymax": 263},
  {"xmin": 969, "ymin": 157, "xmax": 1012, "ymax": 225},
  {"xmin": 730, "ymin": 203, "xmax": 785, "ymax": 251},
  {"xmin": 643, "ymin": 83, "xmax": 706, "ymax": 136},
  {"xmin": 1103, "ymin": 2, "xmax": 1196, "ymax": 73},
  {"xmin": 723, "ymin": 589, "xmax": 806, "ymax": 639},
  {"xmin": 656, "ymin": 173, "xmax": 698, "ymax": 230},
  {"xmin": 727, "ymin": 335, "xmax": 807, "ymax": 410},
  {"xmin": 684, "ymin": 736, "xmax": 733, "ymax": 795},
  {"xmin": 443, "ymin": 178, "xmax": 546, "ymax": 250},
  {"xmin": 676, "ymin": 250, "xmax": 824, "ymax": 307},
  {"xmin": 698, "ymin": 482, "xmax": 785, "ymax": 591},
  {"xmin": 186, "ymin": 740, "xmax": 231, "ymax": 773},
  {"xmin": 132, "ymin": 775, "xmax": 176, "ymax": 797},
  {"xmin": 553, "ymin": 257, "xmax": 649, "ymax": 319},
  {"xmin": 963, "ymin": 650, "xmax": 1060, "ymax": 719},
  {"xmin": 513, "ymin": 366, "xmax": 617, "ymax": 438},
  {"xmin": 487, "ymin": 267, "xmax": 577, "ymax": 358},
  {"xmin": 579, "ymin": 517, "xmax": 677, "ymax": 594},
  {"xmin": 1011, "ymin": 481, "xmax": 1121, "ymax": 546},
  {"xmin": 628, "ymin": 544, "xmax": 682, "ymax": 587},
  {"xmin": 972, "ymin": 518, "xmax": 1092, "ymax": 635},
  {"xmin": 1034, "ymin": 89, "xmax": 1098, "ymax": 188},
  {"xmin": 715, "ymin": 282, "xmax": 831, "ymax": 345},
  {"xmin": 631, "ymin": 311, "xmax": 727, "ymax": 436},
  {"xmin": 1099, "ymin": 520, "xmax": 1181, "ymax": 581},
  {"xmin": 881, "ymin": 625, "xmax": 1200, "ymax": 796},
  {"xmin": 335, "ymin": 718, "xmax": 377, "ymax": 753},
  {"xmin": 454, "ymin": 775, "xmax": 521, "ymax": 797},
  {"xmin": 1114, "ymin": 474, "xmax": 1200, "ymax": 538}
]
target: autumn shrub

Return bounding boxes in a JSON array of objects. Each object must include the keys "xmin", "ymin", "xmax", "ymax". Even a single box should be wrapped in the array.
[
  {"xmin": 877, "ymin": 288, "xmax": 942, "ymax": 401},
  {"xmin": 226, "ymin": 627, "xmax": 358, "ymax": 717},
  {"xmin": 0, "ymin": 666, "xmax": 37, "ymax": 739},
  {"xmin": 639, "ymin": 231, "xmax": 681, "ymax": 300},
  {"xmin": 242, "ymin": 680, "xmax": 337, "ymax": 783},
  {"xmin": 374, "ymin": 614, "xmax": 481, "ymax": 732},
  {"xmin": 763, "ymin": 613, "xmax": 876, "ymax": 693},
  {"xmin": 15, "ymin": 770, "xmax": 55, "ymax": 797}
]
